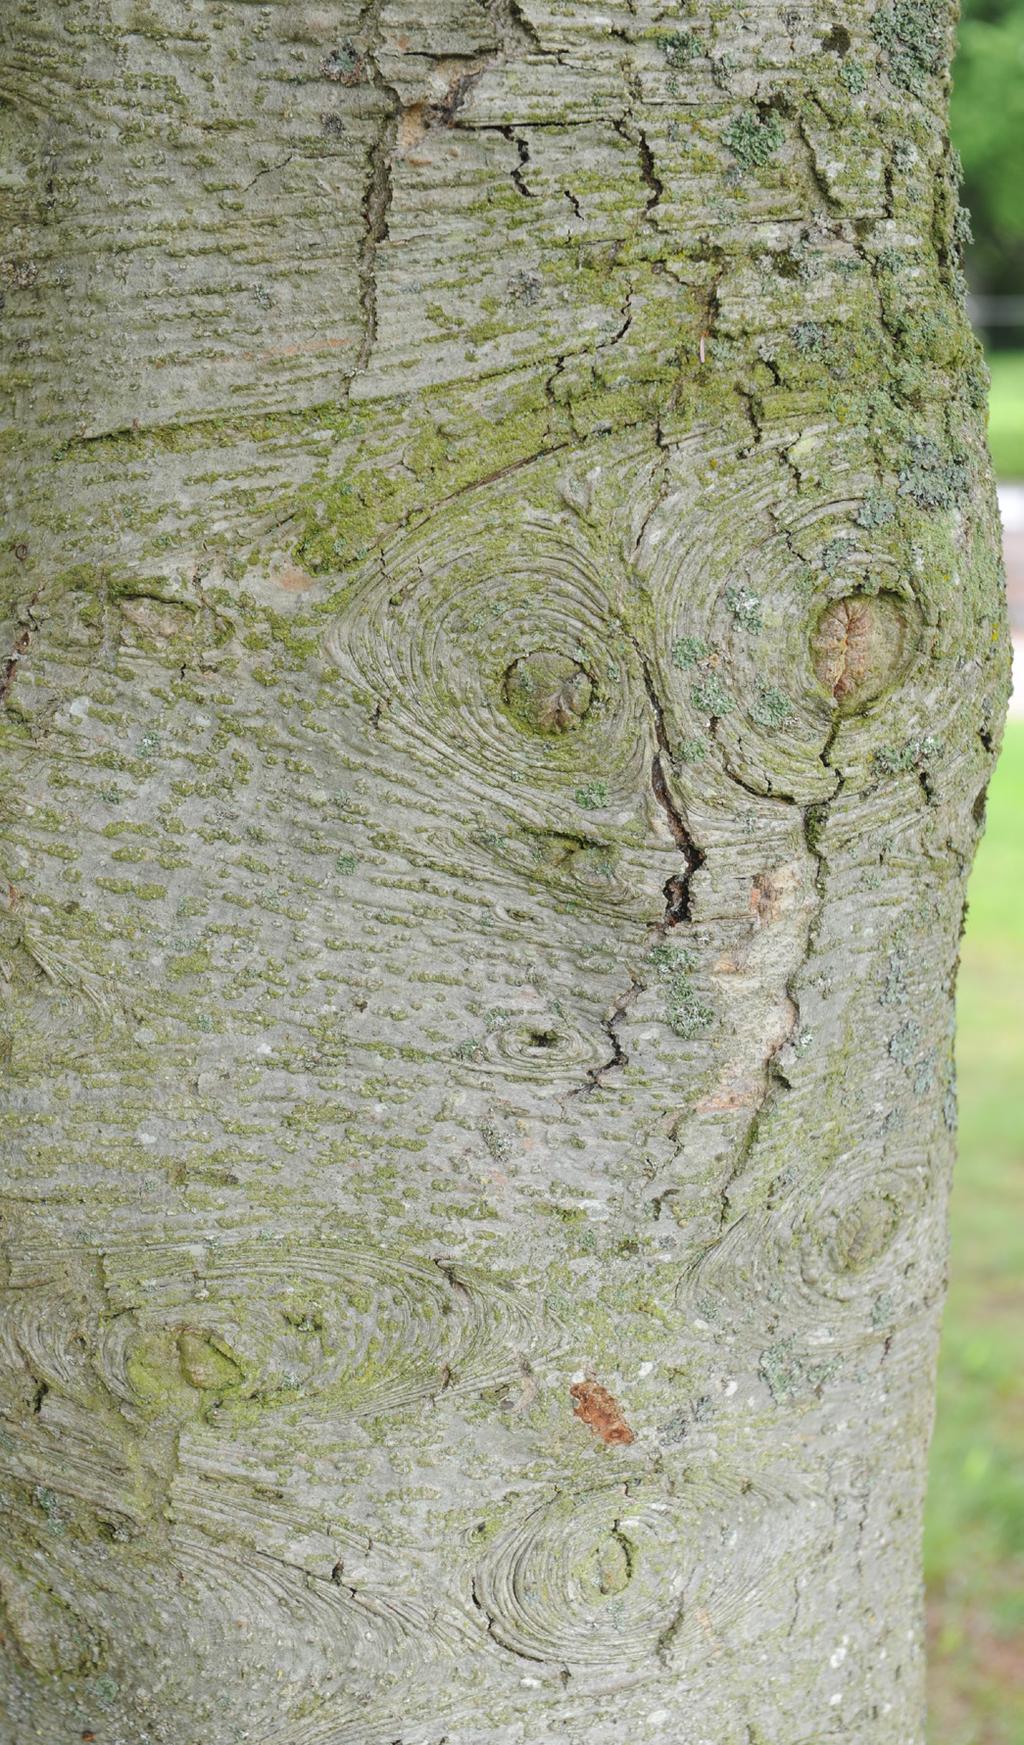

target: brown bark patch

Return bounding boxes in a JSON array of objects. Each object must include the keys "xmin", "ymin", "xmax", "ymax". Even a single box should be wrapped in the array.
[
  {"xmin": 398, "ymin": 105, "xmax": 429, "ymax": 155},
  {"xmin": 276, "ymin": 565, "xmax": 314, "ymax": 593},
  {"xmin": 695, "ymin": 1085, "xmax": 759, "ymax": 1112},
  {"xmin": 570, "ymin": 1379, "xmax": 635, "ymax": 1444},
  {"xmin": 751, "ymin": 871, "xmax": 784, "ymax": 923},
  {"xmin": 750, "ymin": 862, "xmax": 800, "ymax": 924},
  {"xmin": 810, "ymin": 592, "xmax": 917, "ymax": 709}
]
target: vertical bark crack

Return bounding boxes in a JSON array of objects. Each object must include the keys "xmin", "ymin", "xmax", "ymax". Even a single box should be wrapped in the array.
[
  {"xmin": 487, "ymin": 0, "xmax": 547, "ymax": 56},
  {"xmin": 354, "ymin": 3, "xmax": 401, "ymax": 374},
  {"xmin": 801, "ymin": 718, "xmax": 844, "ymax": 966},
  {"xmin": 571, "ymin": 972, "xmax": 640, "ymax": 1095},
  {"xmin": 1, "ymin": 590, "xmax": 40, "ymax": 711},
  {"xmin": 655, "ymin": 1594, "xmax": 686, "ymax": 1666},
  {"xmin": 0, "ymin": 626, "xmax": 32, "ymax": 709},
  {"xmin": 356, "ymin": 111, "xmax": 398, "ymax": 371},
  {"xmin": 501, "ymin": 128, "xmax": 535, "ymax": 198},
  {"xmin": 626, "ymin": 634, "xmax": 705, "ymax": 926},
  {"xmin": 573, "ymin": 632, "xmax": 706, "ymax": 1095},
  {"xmin": 714, "ymin": 722, "xmax": 843, "ymax": 1230},
  {"xmin": 613, "ymin": 117, "xmax": 664, "ymax": 220}
]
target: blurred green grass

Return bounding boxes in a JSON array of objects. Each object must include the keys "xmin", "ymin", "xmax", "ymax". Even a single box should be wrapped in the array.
[
  {"xmin": 926, "ymin": 719, "xmax": 1024, "ymax": 1745},
  {"xmin": 986, "ymin": 353, "xmax": 1024, "ymax": 481}
]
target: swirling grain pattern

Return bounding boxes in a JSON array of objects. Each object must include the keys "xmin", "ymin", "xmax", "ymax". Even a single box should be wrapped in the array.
[{"xmin": 1, "ymin": 0, "xmax": 1009, "ymax": 1738}]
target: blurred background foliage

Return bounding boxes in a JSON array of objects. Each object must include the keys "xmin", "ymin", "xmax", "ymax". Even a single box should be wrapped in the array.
[
  {"xmin": 954, "ymin": 0, "xmax": 1024, "ymax": 476},
  {"xmin": 925, "ymin": 6, "xmax": 1024, "ymax": 1740},
  {"xmin": 953, "ymin": 0, "xmax": 1024, "ymax": 312},
  {"xmin": 926, "ymin": 729, "xmax": 1024, "ymax": 1744},
  {"xmin": 983, "ymin": 353, "xmax": 1024, "ymax": 480}
]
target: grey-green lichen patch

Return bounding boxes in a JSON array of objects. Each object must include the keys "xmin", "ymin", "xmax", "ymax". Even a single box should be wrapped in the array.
[
  {"xmin": 657, "ymin": 30, "xmax": 699, "ymax": 67},
  {"xmin": 645, "ymin": 941, "xmax": 714, "ymax": 1039},
  {"xmin": 855, "ymin": 490, "xmax": 896, "ymax": 530},
  {"xmin": 880, "ymin": 934, "xmax": 911, "ymax": 1008},
  {"xmin": 319, "ymin": 42, "xmax": 361, "ymax": 82},
  {"xmin": 759, "ymin": 1337, "xmax": 841, "ymax": 1404},
  {"xmin": 874, "ymin": 732, "xmax": 943, "ymax": 776},
  {"xmin": 480, "ymin": 1120, "xmax": 514, "ymax": 1162},
  {"xmin": 888, "ymin": 1018, "xmax": 923, "ymax": 1069},
  {"xmin": 32, "ymin": 1486, "xmax": 66, "ymax": 1532},
  {"xmin": 574, "ymin": 779, "xmax": 609, "ymax": 809},
  {"xmin": 953, "ymin": 201, "xmax": 974, "ymax": 256},
  {"xmin": 749, "ymin": 684, "xmax": 793, "ymax": 729},
  {"xmin": 691, "ymin": 670, "xmax": 734, "ymax": 717},
  {"xmin": 790, "ymin": 321, "xmax": 828, "ymax": 355},
  {"xmin": 671, "ymin": 636, "xmax": 710, "ymax": 669},
  {"xmin": 723, "ymin": 109, "xmax": 785, "ymax": 169},
  {"xmin": 666, "ymin": 987, "xmax": 715, "ymax": 1039},
  {"xmin": 898, "ymin": 433, "xmax": 970, "ymax": 509},
  {"xmin": 820, "ymin": 536, "xmax": 857, "ymax": 575},
  {"xmin": 657, "ymin": 1392, "xmax": 713, "ymax": 1447},
  {"xmin": 873, "ymin": 0, "xmax": 951, "ymax": 94},
  {"xmin": 724, "ymin": 585, "xmax": 763, "ymax": 632},
  {"xmin": 875, "ymin": 245, "xmax": 906, "ymax": 276}
]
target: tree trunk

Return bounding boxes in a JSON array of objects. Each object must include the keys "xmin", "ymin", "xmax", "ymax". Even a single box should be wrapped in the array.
[{"xmin": 0, "ymin": 2, "xmax": 1010, "ymax": 1740}]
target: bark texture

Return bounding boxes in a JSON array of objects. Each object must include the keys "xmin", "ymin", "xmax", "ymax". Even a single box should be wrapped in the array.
[{"xmin": 0, "ymin": 2, "xmax": 1011, "ymax": 1741}]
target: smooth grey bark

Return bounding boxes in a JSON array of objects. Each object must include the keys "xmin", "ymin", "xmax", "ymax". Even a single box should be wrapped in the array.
[{"xmin": 0, "ymin": 2, "xmax": 1011, "ymax": 1742}]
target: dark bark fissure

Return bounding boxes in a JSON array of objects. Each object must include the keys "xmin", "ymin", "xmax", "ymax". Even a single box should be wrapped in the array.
[
  {"xmin": 796, "ymin": 112, "xmax": 846, "ymax": 215},
  {"xmin": 655, "ymin": 1593, "xmax": 686, "ymax": 1668},
  {"xmin": 573, "ymin": 975, "xmax": 638, "ymax": 1095},
  {"xmin": 469, "ymin": 1577, "xmax": 548, "ymax": 1665},
  {"xmin": 486, "ymin": 0, "xmax": 549, "ymax": 58},
  {"xmin": 0, "ymin": 626, "xmax": 32, "ymax": 711},
  {"xmin": 433, "ymin": 1257, "xmax": 472, "ymax": 1299},
  {"xmin": 356, "ymin": 112, "xmax": 398, "ymax": 372},
  {"xmin": 502, "ymin": 128, "xmax": 536, "ymax": 199},
  {"xmin": 574, "ymin": 632, "xmax": 706, "ymax": 1095},
  {"xmin": 241, "ymin": 152, "xmax": 295, "ymax": 194},
  {"xmin": 0, "ymin": 590, "xmax": 40, "ymax": 712},
  {"xmin": 712, "ymin": 719, "xmax": 844, "ymax": 1232},
  {"xmin": 603, "ymin": 289, "xmax": 635, "ymax": 352},
  {"xmin": 354, "ymin": 1, "xmax": 402, "ymax": 373},
  {"xmin": 628, "ymin": 636, "xmax": 706, "ymax": 927},
  {"xmin": 349, "ymin": 0, "xmax": 571, "ymax": 385},
  {"xmin": 613, "ymin": 117, "xmax": 665, "ymax": 221}
]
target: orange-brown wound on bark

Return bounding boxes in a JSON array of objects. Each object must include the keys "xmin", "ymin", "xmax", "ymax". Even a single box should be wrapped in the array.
[
  {"xmin": 503, "ymin": 651, "xmax": 593, "ymax": 734},
  {"xmin": 570, "ymin": 1379, "xmax": 635, "ymax": 1444},
  {"xmin": 811, "ymin": 593, "xmax": 916, "ymax": 709}
]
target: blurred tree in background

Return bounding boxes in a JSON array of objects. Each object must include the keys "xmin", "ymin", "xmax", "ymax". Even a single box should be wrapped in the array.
[
  {"xmin": 954, "ymin": 0, "xmax": 1024, "ymax": 324},
  {"xmin": 927, "ymin": 18, "xmax": 1024, "ymax": 1745}
]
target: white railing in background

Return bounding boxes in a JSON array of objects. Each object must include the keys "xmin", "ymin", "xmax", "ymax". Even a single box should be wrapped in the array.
[
  {"xmin": 969, "ymin": 295, "xmax": 1024, "ymax": 328},
  {"xmin": 998, "ymin": 486, "xmax": 1024, "ymax": 717}
]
